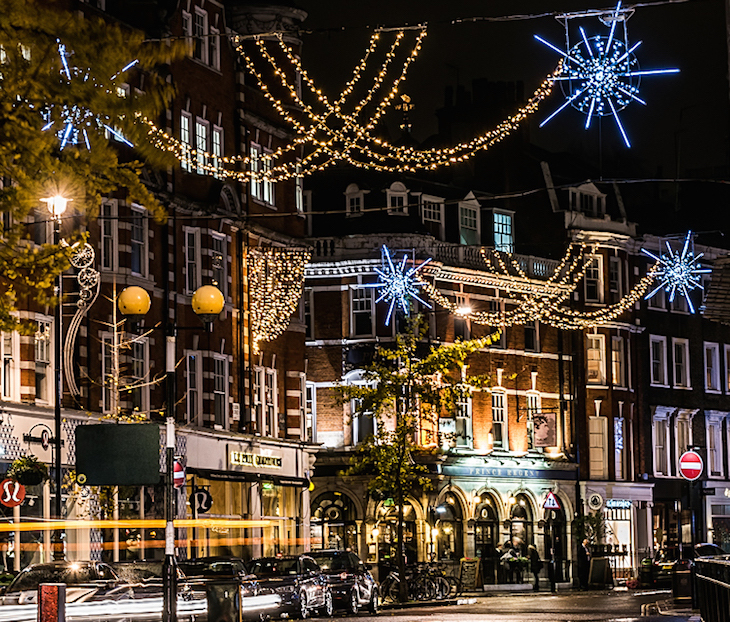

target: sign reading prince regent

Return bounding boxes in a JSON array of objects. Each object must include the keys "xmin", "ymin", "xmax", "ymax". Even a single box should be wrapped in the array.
[{"xmin": 230, "ymin": 451, "xmax": 282, "ymax": 469}]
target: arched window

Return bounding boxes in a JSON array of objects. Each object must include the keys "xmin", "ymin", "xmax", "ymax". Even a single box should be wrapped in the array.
[
  {"xmin": 434, "ymin": 494, "xmax": 463, "ymax": 561},
  {"xmin": 311, "ymin": 492, "xmax": 358, "ymax": 553},
  {"xmin": 474, "ymin": 493, "xmax": 499, "ymax": 584},
  {"xmin": 509, "ymin": 493, "xmax": 534, "ymax": 549},
  {"xmin": 377, "ymin": 500, "xmax": 417, "ymax": 565}
]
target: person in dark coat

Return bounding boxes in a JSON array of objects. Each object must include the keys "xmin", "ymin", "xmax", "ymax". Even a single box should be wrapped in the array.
[
  {"xmin": 577, "ymin": 538, "xmax": 591, "ymax": 589},
  {"xmin": 528, "ymin": 544, "xmax": 542, "ymax": 591}
]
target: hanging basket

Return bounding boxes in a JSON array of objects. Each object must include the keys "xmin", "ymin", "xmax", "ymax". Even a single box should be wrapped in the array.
[{"xmin": 7, "ymin": 455, "xmax": 49, "ymax": 487}]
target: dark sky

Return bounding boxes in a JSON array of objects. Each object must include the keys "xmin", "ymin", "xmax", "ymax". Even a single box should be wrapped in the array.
[{"xmin": 292, "ymin": 0, "xmax": 729, "ymax": 178}]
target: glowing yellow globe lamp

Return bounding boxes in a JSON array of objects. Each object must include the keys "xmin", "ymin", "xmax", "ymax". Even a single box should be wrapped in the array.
[
  {"xmin": 117, "ymin": 286, "xmax": 151, "ymax": 317},
  {"xmin": 41, "ymin": 195, "xmax": 71, "ymax": 218},
  {"xmin": 191, "ymin": 285, "xmax": 224, "ymax": 324}
]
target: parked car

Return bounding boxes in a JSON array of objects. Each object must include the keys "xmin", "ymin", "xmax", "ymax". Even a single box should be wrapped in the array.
[
  {"xmin": 652, "ymin": 542, "xmax": 726, "ymax": 585},
  {"xmin": 178, "ymin": 556, "xmax": 249, "ymax": 580},
  {"xmin": 307, "ymin": 550, "xmax": 379, "ymax": 614},
  {"xmin": 0, "ymin": 561, "xmax": 121, "ymax": 605},
  {"xmin": 248, "ymin": 555, "xmax": 333, "ymax": 619},
  {"xmin": 110, "ymin": 559, "xmax": 197, "ymax": 599}
]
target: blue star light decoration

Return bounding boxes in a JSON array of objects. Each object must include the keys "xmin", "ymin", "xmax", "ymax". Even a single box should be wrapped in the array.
[
  {"xmin": 641, "ymin": 232, "xmax": 712, "ymax": 314},
  {"xmin": 364, "ymin": 245, "xmax": 433, "ymax": 326},
  {"xmin": 534, "ymin": 1, "xmax": 679, "ymax": 147},
  {"xmin": 41, "ymin": 41, "xmax": 138, "ymax": 150}
]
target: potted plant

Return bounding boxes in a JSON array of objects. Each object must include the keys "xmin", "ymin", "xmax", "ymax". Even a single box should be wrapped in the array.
[{"xmin": 7, "ymin": 455, "xmax": 49, "ymax": 486}]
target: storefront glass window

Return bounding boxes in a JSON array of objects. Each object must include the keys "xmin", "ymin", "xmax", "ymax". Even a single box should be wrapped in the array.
[{"xmin": 310, "ymin": 492, "xmax": 358, "ymax": 553}]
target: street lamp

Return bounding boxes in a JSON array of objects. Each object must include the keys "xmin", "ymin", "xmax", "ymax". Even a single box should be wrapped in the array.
[
  {"xmin": 118, "ymin": 283, "xmax": 223, "ymax": 622},
  {"xmin": 41, "ymin": 194, "xmax": 71, "ymax": 560}
]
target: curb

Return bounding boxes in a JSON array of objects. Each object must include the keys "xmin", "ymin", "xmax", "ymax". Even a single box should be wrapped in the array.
[{"xmin": 381, "ymin": 596, "xmax": 479, "ymax": 610}]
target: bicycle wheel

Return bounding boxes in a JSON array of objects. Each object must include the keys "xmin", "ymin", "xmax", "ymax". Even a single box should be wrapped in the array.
[
  {"xmin": 414, "ymin": 576, "xmax": 436, "ymax": 600},
  {"xmin": 433, "ymin": 576, "xmax": 450, "ymax": 600},
  {"xmin": 388, "ymin": 579, "xmax": 402, "ymax": 602},
  {"xmin": 448, "ymin": 576, "xmax": 463, "ymax": 597}
]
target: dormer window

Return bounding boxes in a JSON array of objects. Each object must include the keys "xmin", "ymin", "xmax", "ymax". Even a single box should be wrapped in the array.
[
  {"xmin": 569, "ymin": 184, "xmax": 606, "ymax": 218},
  {"xmin": 492, "ymin": 210, "xmax": 514, "ymax": 253},
  {"xmin": 387, "ymin": 182, "xmax": 408, "ymax": 215},
  {"xmin": 345, "ymin": 183, "xmax": 367, "ymax": 217}
]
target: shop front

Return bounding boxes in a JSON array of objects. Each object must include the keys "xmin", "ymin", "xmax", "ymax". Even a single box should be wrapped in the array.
[{"xmin": 702, "ymin": 483, "xmax": 730, "ymax": 552}]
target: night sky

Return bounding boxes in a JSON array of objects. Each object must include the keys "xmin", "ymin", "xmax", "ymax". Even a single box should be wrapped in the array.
[{"xmin": 292, "ymin": 0, "xmax": 729, "ymax": 181}]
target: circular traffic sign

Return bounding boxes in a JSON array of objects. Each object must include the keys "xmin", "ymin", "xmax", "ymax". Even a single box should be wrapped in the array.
[
  {"xmin": 679, "ymin": 450, "xmax": 704, "ymax": 481},
  {"xmin": 0, "ymin": 479, "xmax": 26, "ymax": 508},
  {"xmin": 173, "ymin": 460, "xmax": 185, "ymax": 489}
]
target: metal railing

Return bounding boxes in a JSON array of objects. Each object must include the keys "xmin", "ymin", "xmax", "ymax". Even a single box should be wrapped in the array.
[{"xmin": 695, "ymin": 557, "xmax": 730, "ymax": 622}]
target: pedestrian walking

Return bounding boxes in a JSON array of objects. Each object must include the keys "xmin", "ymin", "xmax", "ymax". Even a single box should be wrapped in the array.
[
  {"xmin": 577, "ymin": 538, "xmax": 591, "ymax": 590},
  {"xmin": 528, "ymin": 544, "xmax": 542, "ymax": 591}
]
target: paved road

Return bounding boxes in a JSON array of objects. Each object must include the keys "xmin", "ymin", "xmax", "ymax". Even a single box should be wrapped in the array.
[{"xmin": 346, "ymin": 589, "xmax": 695, "ymax": 622}]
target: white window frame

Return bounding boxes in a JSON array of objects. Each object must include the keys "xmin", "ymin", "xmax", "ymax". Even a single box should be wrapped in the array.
[
  {"xmin": 650, "ymin": 335, "xmax": 668, "ymax": 387},
  {"xmin": 459, "ymin": 202, "xmax": 480, "ymax": 245},
  {"xmin": 211, "ymin": 125, "xmax": 223, "ymax": 178},
  {"xmin": 249, "ymin": 142, "xmax": 263, "ymax": 201},
  {"xmin": 186, "ymin": 350, "xmax": 202, "ymax": 425},
  {"xmin": 192, "ymin": 7, "xmax": 209, "ymax": 64},
  {"xmin": 672, "ymin": 337, "xmax": 691, "ymax": 389},
  {"xmin": 347, "ymin": 370, "xmax": 376, "ymax": 446},
  {"xmin": 181, "ymin": 10, "xmax": 193, "ymax": 55},
  {"xmin": 130, "ymin": 204, "xmax": 148, "ymax": 277},
  {"xmin": 386, "ymin": 182, "xmax": 408, "ymax": 215},
  {"xmin": 210, "ymin": 231, "xmax": 227, "ymax": 298},
  {"xmin": 706, "ymin": 413, "xmax": 724, "ymax": 478},
  {"xmin": 420, "ymin": 194, "xmax": 445, "ymax": 238},
  {"xmin": 675, "ymin": 410, "xmax": 693, "ymax": 468},
  {"xmin": 725, "ymin": 345, "xmax": 730, "ymax": 394},
  {"xmin": 100, "ymin": 199, "xmax": 118, "ymax": 271},
  {"xmin": 180, "ymin": 111, "xmax": 193, "ymax": 173},
  {"xmin": 213, "ymin": 354, "xmax": 228, "ymax": 429},
  {"xmin": 209, "ymin": 26, "xmax": 221, "ymax": 70},
  {"xmin": 253, "ymin": 366, "xmax": 264, "ymax": 433},
  {"xmin": 589, "ymin": 415, "xmax": 608, "ymax": 480},
  {"xmin": 493, "ymin": 210, "xmax": 514, "ymax": 253},
  {"xmin": 454, "ymin": 387, "xmax": 473, "ymax": 449},
  {"xmin": 262, "ymin": 147, "xmax": 275, "ymax": 206},
  {"xmin": 491, "ymin": 390, "xmax": 507, "ymax": 450},
  {"xmin": 350, "ymin": 284, "xmax": 375, "ymax": 338},
  {"xmin": 648, "ymin": 288, "xmax": 666, "ymax": 310},
  {"xmin": 586, "ymin": 334, "xmax": 606, "ymax": 386},
  {"xmin": 184, "ymin": 226, "xmax": 201, "ymax": 295},
  {"xmin": 195, "ymin": 117, "xmax": 209, "ymax": 175},
  {"xmin": 526, "ymin": 391, "xmax": 541, "ymax": 450},
  {"xmin": 524, "ymin": 321, "xmax": 539, "ymax": 352},
  {"xmin": 614, "ymin": 416, "xmax": 625, "ymax": 480},
  {"xmin": 305, "ymin": 380, "xmax": 317, "ymax": 443},
  {"xmin": 652, "ymin": 409, "xmax": 671, "ymax": 476},
  {"xmin": 295, "ymin": 163, "xmax": 305, "ymax": 215},
  {"xmin": 34, "ymin": 317, "xmax": 53, "ymax": 405},
  {"xmin": 345, "ymin": 183, "xmax": 365, "ymax": 217},
  {"xmin": 611, "ymin": 336, "xmax": 626, "ymax": 387},
  {"xmin": 264, "ymin": 367, "xmax": 278, "ymax": 438},
  {"xmin": 128, "ymin": 335, "xmax": 150, "ymax": 416},
  {"xmin": 608, "ymin": 256, "xmax": 622, "ymax": 300},
  {"xmin": 304, "ymin": 288, "xmax": 314, "ymax": 340},
  {"xmin": 584, "ymin": 256, "xmax": 604, "ymax": 303},
  {"xmin": 1, "ymin": 330, "xmax": 19, "ymax": 402},
  {"xmin": 101, "ymin": 332, "xmax": 114, "ymax": 414},
  {"xmin": 704, "ymin": 342, "xmax": 721, "ymax": 393}
]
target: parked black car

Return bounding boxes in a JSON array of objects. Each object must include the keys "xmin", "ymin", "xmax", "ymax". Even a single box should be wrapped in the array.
[
  {"xmin": 307, "ymin": 550, "xmax": 379, "ymax": 614},
  {"xmin": 110, "ymin": 559, "xmax": 197, "ymax": 599},
  {"xmin": 248, "ymin": 555, "xmax": 333, "ymax": 619},
  {"xmin": 0, "ymin": 561, "xmax": 121, "ymax": 605},
  {"xmin": 178, "ymin": 556, "xmax": 249, "ymax": 580},
  {"xmin": 652, "ymin": 542, "xmax": 726, "ymax": 585}
]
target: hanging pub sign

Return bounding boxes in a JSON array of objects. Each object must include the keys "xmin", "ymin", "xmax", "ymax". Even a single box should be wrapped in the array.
[{"xmin": 533, "ymin": 411, "xmax": 557, "ymax": 447}]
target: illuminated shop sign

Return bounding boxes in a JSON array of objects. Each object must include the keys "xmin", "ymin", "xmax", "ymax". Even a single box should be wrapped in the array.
[
  {"xmin": 230, "ymin": 451, "xmax": 282, "ymax": 469},
  {"xmin": 605, "ymin": 499, "xmax": 632, "ymax": 509}
]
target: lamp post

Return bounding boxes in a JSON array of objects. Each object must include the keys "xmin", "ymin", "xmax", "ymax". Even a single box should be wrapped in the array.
[
  {"xmin": 41, "ymin": 194, "xmax": 70, "ymax": 559},
  {"xmin": 118, "ymin": 283, "xmax": 223, "ymax": 622}
]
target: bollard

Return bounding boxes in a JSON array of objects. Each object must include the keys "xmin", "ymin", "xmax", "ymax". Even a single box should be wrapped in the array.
[{"xmin": 38, "ymin": 583, "xmax": 65, "ymax": 622}]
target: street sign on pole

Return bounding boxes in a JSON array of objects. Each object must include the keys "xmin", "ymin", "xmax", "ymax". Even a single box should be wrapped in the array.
[{"xmin": 679, "ymin": 450, "xmax": 704, "ymax": 481}]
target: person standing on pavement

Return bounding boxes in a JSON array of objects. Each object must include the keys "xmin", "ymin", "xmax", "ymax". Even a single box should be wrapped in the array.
[
  {"xmin": 577, "ymin": 538, "xmax": 591, "ymax": 589},
  {"xmin": 528, "ymin": 544, "xmax": 542, "ymax": 591}
]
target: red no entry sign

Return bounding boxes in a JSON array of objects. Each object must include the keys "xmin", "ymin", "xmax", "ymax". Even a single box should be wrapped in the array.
[
  {"xmin": 679, "ymin": 450, "xmax": 703, "ymax": 481},
  {"xmin": 173, "ymin": 460, "xmax": 185, "ymax": 488}
]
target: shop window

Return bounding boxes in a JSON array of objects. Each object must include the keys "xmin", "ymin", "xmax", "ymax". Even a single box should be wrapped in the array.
[
  {"xmin": 100, "ymin": 199, "xmax": 118, "ymax": 271},
  {"xmin": 491, "ymin": 390, "xmax": 507, "ymax": 450},
  {"xmin": 705, "ymin": 342, "xmax": 721, "ymax": 393},
  {"xmin": 35, "ymin": 319, "xmax": 52, "ymax": 404},
  {"xmin": 508, "ymin": 494, "xmax": 533, "ymax": 554},
  {"xmin": 474, "ymin": 494, "xmax": 499, "ymax": 585},
  {"xmin": 584, "ymin": 257, "xmax": 603, "ymax": 303},
  {"xmin": 586, "ymin": 334, "xmax": 606, "ymax": 385},
  {"xmin": 434, "ymin": 496, "xmax": 463, "ymax": 561},
  {"xmin": 310, "ymin": 492, "xmax": 358, "ymax": 552},
  {"xmin": 672, "ymin": 338, "xmax": 691, "ymax": 389},
  {"xmin": 588, "ymin": 416, "xmax": 608, "ymax": 479},
  {"xmin": 650, "ymin": 335, "xmax": 668, "ymax": 387},
  {"xmin": 377, "ymin": 501, "xmax": 417, "ymax": 565},
  {"xmin": 350, "ymin": 286, "xmax": 374, "ymax": 337}
]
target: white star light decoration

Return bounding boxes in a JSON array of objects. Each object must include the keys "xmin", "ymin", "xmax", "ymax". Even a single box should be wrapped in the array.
[
  {"xmin": 642, "ymin": 232, "xmax": 712, "ymax": 313},
  {"xmin": 534, "ymin": 1, "xmax": 679, "ymax": 147},
  {"xmin": 41, "ymin": 41, "xmax": 138, "ymax": 150},
  {"xmin": 364, "ymin": 245, "xmax": 433, "ymax": 326}
]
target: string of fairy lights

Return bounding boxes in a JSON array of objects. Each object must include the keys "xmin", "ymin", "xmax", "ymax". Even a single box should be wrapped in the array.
[
  {"xmin": 247, "ymin": 247, "xmax": 312, "ymax": 353},
  {"xmin": 140, "ymin": 26, "xmax": 561, "ymax": 182}
]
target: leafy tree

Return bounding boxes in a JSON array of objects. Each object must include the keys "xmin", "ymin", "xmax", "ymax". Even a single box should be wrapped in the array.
[
  {"xmin": 341, "ymin": 315, "xmax": 500, "ymax": 601},
  {"xmin": 0, "ymin": 0, "xmax": 180, "ymax": 333}
]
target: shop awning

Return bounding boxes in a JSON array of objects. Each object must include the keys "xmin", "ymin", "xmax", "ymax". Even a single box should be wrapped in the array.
[{"xmin": 188, "ymin": 467, "xmax": 309, "ymax": 487}]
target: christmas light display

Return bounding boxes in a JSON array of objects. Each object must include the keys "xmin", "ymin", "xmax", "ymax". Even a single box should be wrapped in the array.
[
  {"xmin": 535, "ymin": 1, "xmax": 678, "ymax": 147},
  {"xmin": 141, "ymin": 29, "xmax": 559, "ymax": 181},
  {"xmin": 363, "ymin": 245, "xmax": 432, "ymax": 325},
  {"xmin": 247, "ymin": 247, "xmax": 312, "ymax": 353},
  {"xmin": 641, "ymin": 231, "xmax": 711, "ymax": 313}
]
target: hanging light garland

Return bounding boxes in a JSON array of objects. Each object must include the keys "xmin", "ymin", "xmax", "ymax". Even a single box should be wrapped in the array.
[
  {"xmin": 247, "ymin": 247, "xmax": 312, "ymax": 353},
  {"xmin": 141, "ymin": 29, "xmax": 559, "ymax": 181}
]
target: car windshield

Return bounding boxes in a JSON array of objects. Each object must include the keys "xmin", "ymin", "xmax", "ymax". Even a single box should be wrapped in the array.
[
  {"xmin": 8, "ymin": 564, "xmax": 114, "ymax": 592},
  {"xmin": 249, "ymin": 559, "xmax": 298, "ymax": 577},
  {"xmin": 309, "ymin": 554, "xmax": 349, "ymax": 571},
  {"xmin": 179, "ymin": 560, "xmax": 242, "ymax": 577},
  {"xmin": 111, "ymin": 562, "xmax": 163, "ymax": 582}
]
